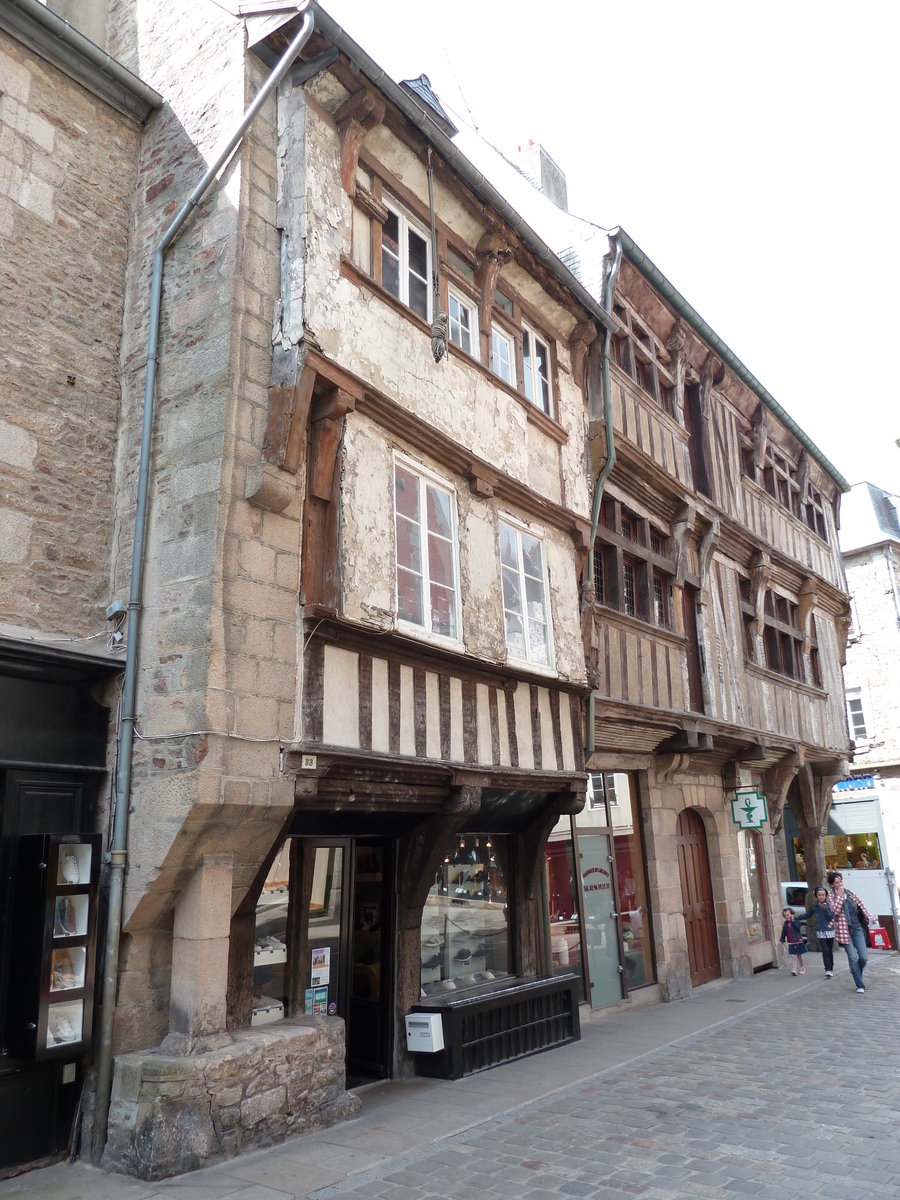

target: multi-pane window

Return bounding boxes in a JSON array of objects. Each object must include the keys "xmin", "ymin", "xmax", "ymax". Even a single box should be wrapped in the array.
[
  {"xmin": 610, "ymin": 307, "xmax": 673, "ymax": 419},
  {"xmin": 657, "ymin": 576, "xmax": 672, "ymax": 624},
  {"xmin": 803, "ymin": 485, "xmax": 828, "ymax": 540},
  {"xmin": 394, "ymin": 461, "xmax": 459, "ymax": 640},
  {"xmin": 523, "ymin": 326, "xmax": 551, "ymax": 414},
  {"xmin": 448, "ymin": 291, "xmax": 474, "ymax": 355},
  {"xmin": 492, "ymin": 327, "xmax": 514, "ymax": 385},
  {"xmin": 499, "ymin": 521, "xmax": 551, "ymax": 667},
  {"xmin": 741, "ymin": 588, "xmax": 807, "ymax": 682},
  {"xmin": 845, "ymin": 687, "xmax": 870, "ymax": 742},
  {"xmin": 622, "ymin": 561, "xmax": 636, "ymax": 618},
  {"xmin": 381, "ymin": 202, "xmax": 430, "ymax": 320},
  {"xmin": 593, "ymin": 502, "xmax": 674, "ymax": 630},
  {"xmin": 762, "ymin": 592, "xmax": 802, "ymax": 679}
]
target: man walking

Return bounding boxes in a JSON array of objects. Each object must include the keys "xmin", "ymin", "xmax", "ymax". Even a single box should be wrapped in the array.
[{"xmin": 827, "ymin": 871, "xmax": 874, "ymax": 993}]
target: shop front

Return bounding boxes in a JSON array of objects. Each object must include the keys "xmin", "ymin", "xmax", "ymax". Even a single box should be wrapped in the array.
[
  {"xmin": 544, "ymin": 771, "xmax": 656, "ymax": 1009},
  {"xmin": 0, "ymin": 639, "xmax": 117, "ymax": 1176},
  {"xmin": 235, "ymin": 765, "xmax": 587, "ymax": 1084}
]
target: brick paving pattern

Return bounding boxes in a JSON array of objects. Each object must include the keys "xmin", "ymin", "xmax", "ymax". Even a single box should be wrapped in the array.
[
  {"xmin": 311, "ymin": 960, "xmax": 900, "ymax": 1200},
  {"xmin": 6, "ymin": 958, "xmax": 899, "ymax": 1200}
]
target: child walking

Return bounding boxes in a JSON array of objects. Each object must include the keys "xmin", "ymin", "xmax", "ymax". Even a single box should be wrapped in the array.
[{"xmin": 780, "ymin": 907, "xmax": 808, "ymax": 974}]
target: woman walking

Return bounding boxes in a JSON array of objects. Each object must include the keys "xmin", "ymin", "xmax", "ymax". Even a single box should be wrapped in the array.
[
  {"xmin": 827, "ymin": 870, "xmax": 874, "ymax": 993},
  {"xmin": 803, "ymin": 887, "xmax": 837, "ymax": 977},
  {"xmin": 780, "ymin": 907, "xmax": 808, "ymax": 974}
]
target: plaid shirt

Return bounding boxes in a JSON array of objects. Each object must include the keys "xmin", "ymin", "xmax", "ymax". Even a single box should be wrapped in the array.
[{"xmin": 827, "ymin": 888, "xmax": 874, "ymax": 945}]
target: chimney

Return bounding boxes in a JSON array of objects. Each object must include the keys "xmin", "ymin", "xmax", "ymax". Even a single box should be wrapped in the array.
[{"xmin": 513, "ymin": 140, "xmax": 568, "ymax": 212}]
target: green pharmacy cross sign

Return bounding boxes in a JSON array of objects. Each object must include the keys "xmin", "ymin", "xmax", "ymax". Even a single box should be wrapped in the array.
[{"xmin": 731, "ymin": 788, "xmax": 768, "ymax": 829}]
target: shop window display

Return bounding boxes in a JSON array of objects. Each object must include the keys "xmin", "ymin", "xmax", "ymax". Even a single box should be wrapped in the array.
[
  {"xmin": 545, "ymin": 817, "xmax": 584, "ymax": 999},
  {"xmin": 607, "ymin": 774, "xmax": 654, "ymax": 988},
  {"xmin": 740, "ymin": 830, "xmax": 768, "ymax": 943},
  {"xmin": 421, "ymin": 835, "xmax": 510, "ymax": 995},
  {"xmin": 252, "ymin": 843, "xmax": 291, "ymax": 1026},
  {"xmin": 791, "ymin": 832, "xmax": 883, "ymax": 877}
]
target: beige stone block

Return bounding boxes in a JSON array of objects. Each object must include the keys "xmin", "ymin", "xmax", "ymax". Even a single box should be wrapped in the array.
[
  {"xmin": 235, "ymin": 693, "xmax": 279, "ymax": 739},
  {"xmin": 261, "ymin": 509, "xmax": 302, "ymax": 553},
  {"xmin": 169, "ymin": 934, "xmax": 229, "ymax": 1038},
  {"xmin": 173, "ymin": 854, "xmax": 233, "ymax": 943},
  {"xmin": 275, "ymin": 550, "xmax": 299, "ymax": 591},
  {"xmin": 239, "ymin": 538, "xmax": 277, "ymax": 581}
]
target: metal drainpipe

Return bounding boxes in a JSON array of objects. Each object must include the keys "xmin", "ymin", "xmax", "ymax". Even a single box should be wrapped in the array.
[
  {"xmin": 91, "ymin": 4, "xmax": 315, "ymax": 1162},
  {"xmin": 585, "ymin": 235, "xmax": 623, "ymax": 760}
]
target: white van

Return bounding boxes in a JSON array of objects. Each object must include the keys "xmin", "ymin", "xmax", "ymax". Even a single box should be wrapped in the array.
[{"xmin": 780, "ymin": 882, "xmax": 811, "ymax": 921}]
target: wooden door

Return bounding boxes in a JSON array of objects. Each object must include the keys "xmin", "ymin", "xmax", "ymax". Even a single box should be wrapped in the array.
[{"xmin": 676, "ymin": 809, "xmax": 720, "ymax": 986}]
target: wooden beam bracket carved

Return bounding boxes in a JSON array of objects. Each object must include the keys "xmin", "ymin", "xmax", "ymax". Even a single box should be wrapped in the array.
[
  {"xmin": 568, "ymin": 321, "xmax": 598, "ymax": 390},
  {"xmin": 336, "ymin": 83, "xmax": 386, "ymax": 196},
  {"xmin": 672, "ymin": 503, "xmax": 696, "ymax": 588},
  {"xmin": 397, "ymin": 785, "xmax": 482, "ymax": 925},
  {"xmin": 475, "ymin": 231, "xmax": 512, "ymax": 336}
]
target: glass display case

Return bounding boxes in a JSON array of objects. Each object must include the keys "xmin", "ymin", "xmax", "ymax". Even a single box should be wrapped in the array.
[
  {"xmin": 251, "ymin": 843, "xmax": 291, "ymax": 1026},
  {"xmin": 420, "ymin": 834, "xmax": 510, "ymax": 995},
  {"xmin": 9, "ymin": 833, "xmax": 100, "ymax": 1060}
]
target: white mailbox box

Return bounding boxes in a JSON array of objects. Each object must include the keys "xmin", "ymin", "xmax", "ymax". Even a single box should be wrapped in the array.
[{"xmin": 405, "ymin": 1012, "xmax": 444, "ymax": 1053}]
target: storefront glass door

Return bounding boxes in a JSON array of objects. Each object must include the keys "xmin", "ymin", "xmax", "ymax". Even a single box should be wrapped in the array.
[{"xmin": 578, "ymin": 831, "xmax": 624, "ymax": 1007}]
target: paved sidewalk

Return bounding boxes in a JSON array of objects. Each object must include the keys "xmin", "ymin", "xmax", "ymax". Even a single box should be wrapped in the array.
[{"xmin": 5, "ymin": 952, "xmax": 899, "ymax": 1200}]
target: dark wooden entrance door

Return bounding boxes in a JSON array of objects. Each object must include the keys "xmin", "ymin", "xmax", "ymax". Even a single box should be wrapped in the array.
[
  {"xmin": 676, "ymin": 809, "xmax": 720, "ymax": 986},
  {"xmin": 347, "ymin": 840, "xmax": 392, "ymax": 1079}
]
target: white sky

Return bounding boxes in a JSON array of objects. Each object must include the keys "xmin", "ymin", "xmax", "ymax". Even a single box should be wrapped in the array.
[{"xmin": 320, "ymin": 0, "xmax": 900, "ymax": 496}]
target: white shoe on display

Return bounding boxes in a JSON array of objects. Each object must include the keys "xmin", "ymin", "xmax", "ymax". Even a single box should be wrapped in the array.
[
  {"xmin": 51, "ymin": 1014, "xmax": 76, "ymax": 1042},
  {"xmin": 61, "ymin": 849, "xmax": 80, "ymax": 884}
]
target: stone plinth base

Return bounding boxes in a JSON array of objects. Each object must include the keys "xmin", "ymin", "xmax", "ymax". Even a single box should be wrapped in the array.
[{"xmin": 103, "ymin": 1016, "xmax": 360, "ymax": 1180}]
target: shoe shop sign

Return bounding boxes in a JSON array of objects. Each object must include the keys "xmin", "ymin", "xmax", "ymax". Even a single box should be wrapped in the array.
[{"xmin": 730, "ymin": 788, "xmax": 768, "ymax": 829}]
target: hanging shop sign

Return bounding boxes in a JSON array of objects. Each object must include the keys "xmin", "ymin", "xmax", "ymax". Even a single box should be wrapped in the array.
[{"xmin": 731, "ymin": 788, "xmax": 769, "ymax": 829}]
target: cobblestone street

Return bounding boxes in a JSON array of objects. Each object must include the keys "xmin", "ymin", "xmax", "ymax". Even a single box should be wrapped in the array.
[
  {"xmin": 7, "ymin": 955, "xmax": 900, "ymax": 1200},
  {"xmin": 309, "ymin": 956, "xmax": 900, "ymax": 1200}
]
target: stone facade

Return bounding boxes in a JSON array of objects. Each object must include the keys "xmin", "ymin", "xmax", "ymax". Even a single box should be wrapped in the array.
[
  {"xmin": 0, "ymin": 28, "xmax": 139, "ymax": 633},
  {"xmin": 103, "ymin": 1017, "xmax": 358, "ymax": 1179},
  {"xmin": 839, "ymin": 482, "xmax": 900, "ymax": 901}
]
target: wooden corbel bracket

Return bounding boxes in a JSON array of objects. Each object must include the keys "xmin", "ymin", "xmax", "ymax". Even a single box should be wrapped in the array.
[
  {"xmin": 672, "ymin": 503, "xmax": 696, "ymax": 588},
  {"xmin": 466, "ymin": 463, "xmax": 497, "ymax": 498},
  {"xmin": 475, "ymin": 231, "xmax": 512, "ymax": 334},
  {"xmin": 749, "ymin": 550, "xmax": 772, "ymax": 637},
  {"xmin": 336, "ymin": 83, "xmax": 386, "ymax": 195},
  {"xmin": 308, "ymin": 387, "xmax": 356, "ymax": 502},
  {"xmin": 568, "ymin": 321, "xmax": 597, "ymax": 390}
]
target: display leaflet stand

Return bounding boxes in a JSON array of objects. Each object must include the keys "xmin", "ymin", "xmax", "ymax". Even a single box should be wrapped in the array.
[{"xmin": 9, "ymin": 834, "xmax": 101, "ymax": 1061}]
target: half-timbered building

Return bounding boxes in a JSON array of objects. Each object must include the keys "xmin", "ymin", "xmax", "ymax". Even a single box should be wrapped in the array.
[{"xmin": 570, "ymin": 231, "xmax": 852, "ymax": 1000}]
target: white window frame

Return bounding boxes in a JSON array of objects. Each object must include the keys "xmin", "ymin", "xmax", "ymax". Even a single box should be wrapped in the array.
[
  {"xmin": 522, "ymin": 323, "xmax": 552, "ymax": 414},
  {"xmin": 845, "ymin": 683, "xmax": 874, "ymax": 746},
  {"xmin": 491, "ymin": 325, "xmax": 515, "ymax": 386},
  {"xmin": 393, "ymin": 454, "xmax": 462, "ymax": 646},
  {"xmin": 498, "ymin": 515, "xmax": 554, "ymax": 670},
  {"xmin": 448, "ymin": 288, "xmax": 475, "ymax": 356},
  {"xmin": 381, "ymin": 199, "xmax": 432, "ymax": 321}
]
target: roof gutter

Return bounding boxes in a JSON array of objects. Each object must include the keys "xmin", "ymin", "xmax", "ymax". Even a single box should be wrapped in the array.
[
  {"xmin": 307, "ymin": 2, "xmax": 617, "ymax": 337},
  {"xmin": 2, "ymin": 0, "xmax": 162, "ymax": 121},
  {"xmin": 610, "ymin": 226, "xmax": 849, "ymax": 493}
]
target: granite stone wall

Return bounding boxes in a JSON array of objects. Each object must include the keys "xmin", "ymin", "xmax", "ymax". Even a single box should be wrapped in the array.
[
  {"xmin": 103, "ymin": 1017, "xmax": 359, "ymax": 1180},
  {"xmin": 0, "ymin": 29, "xmax": 139, "ymax": 634}
]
